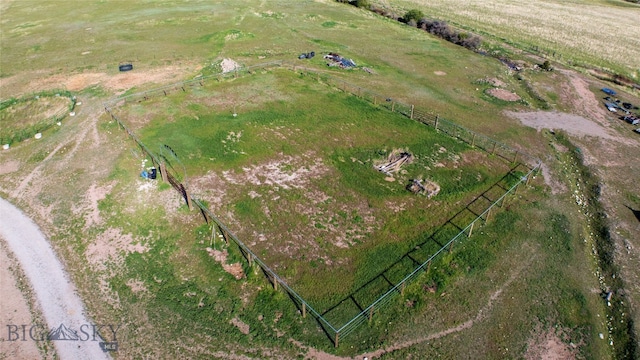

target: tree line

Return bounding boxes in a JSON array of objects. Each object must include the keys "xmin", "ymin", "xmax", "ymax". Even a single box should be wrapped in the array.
[{"xmin": 336, "ymin": 1, "xmax": 482, "ymax": 51}]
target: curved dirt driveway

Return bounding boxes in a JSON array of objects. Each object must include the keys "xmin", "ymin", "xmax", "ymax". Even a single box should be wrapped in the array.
[{"xmin": 0, "ymin": 197, "xmax": 111, "ymax": 360}]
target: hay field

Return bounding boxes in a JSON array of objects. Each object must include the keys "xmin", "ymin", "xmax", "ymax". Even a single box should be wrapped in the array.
[{"xmin": 386, "ymin": 0, "xmax": 640, "ymax": 78}]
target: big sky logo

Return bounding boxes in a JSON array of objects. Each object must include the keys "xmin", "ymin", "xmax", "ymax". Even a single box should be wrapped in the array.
[{"xmin": 5, "ymin": 323, "xmax": 121, "ymax": 352}]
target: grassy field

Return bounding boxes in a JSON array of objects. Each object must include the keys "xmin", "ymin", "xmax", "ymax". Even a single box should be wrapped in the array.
[
  {"xmin": 383, "ymin": 0, "xmax": 640, "ymax": 79},
  {"xmin": 114, "ymin": 70, "xmax": 515, "ymax": 310},
  {"xmin": 1, "ymin": 0, "xmax": 636, "ymax": 358}
]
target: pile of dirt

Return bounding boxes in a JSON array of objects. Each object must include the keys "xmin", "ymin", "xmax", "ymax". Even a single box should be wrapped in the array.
[{"xmin": 220, "ymin": 58, "xmax": 240, "ymax": 73}]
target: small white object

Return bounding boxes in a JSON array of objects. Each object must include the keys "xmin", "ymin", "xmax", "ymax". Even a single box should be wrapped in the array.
[
  {"xmin": 599, "ymin": 333, "xmax": 604, "ymax": 339},
  {"xmin": 34, "ymin": 133, "xmax": 42, "ymax": 139},
  {"xmin": 76, "ymin": 102, "xmax": 82, "ymax": 106},
  {"xmin": 57, "ymin": 122, "xmax": 61, "ymax": 126},
  {"xmin": 70, "ymin": 111, "xmax": 75, "ymax": 116},
  {"xmin": 2, "ymin": 144, "xmax": 9, "ymax": 150},
  {"xmin": 233, "ymin": 113, "xmax": 237, "ymax": 117}
]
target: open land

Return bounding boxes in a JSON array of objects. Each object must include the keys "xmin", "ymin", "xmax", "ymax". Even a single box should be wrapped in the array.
[{"xmin": 1, "ymin": 0, "xmax": 639, "ymax": 359}]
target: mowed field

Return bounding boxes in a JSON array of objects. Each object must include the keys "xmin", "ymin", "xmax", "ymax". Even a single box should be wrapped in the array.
[
  {"xmin": 1, "ymin": 0, "xmax": 638, "ymax": 359},
  {"xmin": 385, "ymin": 0, "xmax": 640, "ymax": 78}
]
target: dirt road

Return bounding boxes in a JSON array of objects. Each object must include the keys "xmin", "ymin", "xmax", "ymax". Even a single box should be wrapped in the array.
[{"xmin": 0, "ymin": 197, "xmax": 111, "ymax": 360}]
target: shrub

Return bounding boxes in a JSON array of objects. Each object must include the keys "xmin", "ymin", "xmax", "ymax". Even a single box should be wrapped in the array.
[
  {"xmin": 352, "ymin": 0, "xmax": 370, "ymax": 8},
  {"xmin": 403, "ymin": 9, "xmax": 424, "ymax": 23}
]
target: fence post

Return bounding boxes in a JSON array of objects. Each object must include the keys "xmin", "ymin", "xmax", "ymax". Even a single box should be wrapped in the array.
[
  {"xmin": 525, "ymin": 173, "xmax": 532, "ymax": 186},
  {"xmin": 410, "ymin": 105, "xmax": 414, "ymax": 119},
  {"xmin": 491, "ymin": 142, "xmax": 497, "ymax": 155},
  {"xmin": 513, "ymin": 151, "xmax": 519, "ymax": 163},
  {"xmin": 160, "ymin": 162, "xmax": 168, "ymax": 183},
  {"xmin": 335, "ymin": 332, "xmax": 339, "ymax": 348},
  {"xmin": 184, "ymin": 187, "xmax": 192, "ymax": 210},
  {"xmin": 210, "ymin": 223, "xmax": 216, "ymax": 247},
  {"xmin": 426, "ymin": 260, "xmax": 432, "ymax": 274},
  {"xmin": 435, "ymin": 115, "xmax": 439, "ymax": 131},
  {"xmin": 302, "ymin": 302, "xmax": 306, "ymax": 318},
  {"xmin": 471, "ymin": 133, "xmax": 476, "ymax": 148},
  {"xmin": 468, "ymin": 222, "xmax": 474, "ymax": 238},
  {"xmin": 485, "ymin": 207, "xmax": 492, "ymax": 223},
  {"xmin": 401, "ymin": 282, "xmax": 406, "ymax": 295},
  {"xmin": 391, "ymin": 102, "xmax": 395, "ymax": 112},
  {"xmin": 448, "ymin": 240, "xmax": 454, "ymax": 253},
  {"xmin": 373, "ymin": 96, "xmax": 377, "ymax": 105},
  {"xmin": 369, "ymin": 306, "xmax": 374, "ymax": 322}
]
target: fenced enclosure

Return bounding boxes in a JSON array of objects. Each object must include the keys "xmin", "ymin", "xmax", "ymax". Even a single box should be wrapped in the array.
[{"xmin": 104, "ymin": 61, "xmax": 541, "ymax": 346}]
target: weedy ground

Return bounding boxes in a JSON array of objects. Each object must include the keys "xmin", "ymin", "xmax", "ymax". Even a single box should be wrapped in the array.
[{"xmin": 1, "ymin": 0, "xmax": 638, "ymax": 358}]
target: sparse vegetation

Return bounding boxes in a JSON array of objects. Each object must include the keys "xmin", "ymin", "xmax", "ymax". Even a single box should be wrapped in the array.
[{"xmin": 1, "ymin": 0, "xmax": 638, "ymax": 358}]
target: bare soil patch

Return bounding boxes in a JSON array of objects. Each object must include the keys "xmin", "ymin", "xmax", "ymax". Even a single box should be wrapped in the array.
[
  {"xmin": 230, "ymin": 317, "xmax": 250, "ymax": 335},
  {"xmin": 0, "ymin": 242, "xmax": 43, "ymax": 359},
  {"xmin": 505, "ymin": 110, "xmax": 615, "ymax": 140},
  {"xmin": 524, "ymin": 329, "xmax": 576, "ymax": 360},
  {"xmin": 206, "ymin": 247, "xmax": 245, "ymax": 280},
  {"xmin": 0, "ymin": 160, "xmax": 20, "ymax": 175},
  {"xmin": 487, "ymin": 88, "xmax": 521, "ymax": 101},
  {"xmin": 434, "ymin": 71, "xmax": 447, "ymax": 76},
  {"xmin": 85, "ymin": 228, "xmax": 149, "ymax": 271}
]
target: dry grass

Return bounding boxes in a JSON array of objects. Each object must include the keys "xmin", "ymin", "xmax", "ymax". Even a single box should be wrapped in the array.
[{"xmin": 386, "ymin": 0, "xmax": 640, "ymax": 78}]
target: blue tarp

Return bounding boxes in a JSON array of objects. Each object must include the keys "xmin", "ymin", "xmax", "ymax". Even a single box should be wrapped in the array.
[{"xmin": 602, "ymin": 88, "xmax": 616, "ymax": 96}]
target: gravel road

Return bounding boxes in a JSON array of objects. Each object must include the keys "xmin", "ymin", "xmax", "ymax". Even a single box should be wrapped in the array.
[{"xmin": 0, "ymin": 197, "xmax": 111, "ymax": 360}]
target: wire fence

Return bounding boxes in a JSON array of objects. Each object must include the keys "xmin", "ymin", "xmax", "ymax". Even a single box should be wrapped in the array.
[{"xmin": 104, "ymin": 61, "xmax": 541, "ymax": 347}]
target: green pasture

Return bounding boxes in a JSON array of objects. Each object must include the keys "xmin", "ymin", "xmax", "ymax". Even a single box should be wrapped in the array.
[{"xmin": 116, "ymin": 70, "xmax": 514, "ymax": 309}]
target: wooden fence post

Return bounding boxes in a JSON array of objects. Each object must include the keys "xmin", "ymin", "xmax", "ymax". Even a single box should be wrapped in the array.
[
  {"xmin": 435, "ymin": 115, "xmax": 439, "ymax": 131},
  {"xmin": 160, "ymin": 162, "xmax": 168, "ymax": 183},
  {"xmin": 471, "ymin": 133, "xmax": 476, "ymax": 147},
  {"xmin": 491, "ymin": 142, "xmax": 497, "ymax": 155},
  {"xmin": 391, "ymin": 102, "xmax": 395, "ymax": 112},
  {"xmin": 335, "ymin": 332, "xmax": 339, "ymax": 348},
  {"xmin": 302, "ymin": 302, "xmax": 306, "ymax": 318},
  {"xmin": 513, "ymin": 151, "xmax": 519, "ymax": 163},
  {"xmin": 184, "ymin": 186, "xmax": 192, "ymax": 210},
  {"xmin": 369, "ymin": 306, "xmax": 374, "ymax": 322},
  {"xmin": 410, "ymin": 105, "xmax": 414, "ymax": 119},
  {"xmin": 468, "ymin": 222, "xmax": 474, "ymax": 238}
]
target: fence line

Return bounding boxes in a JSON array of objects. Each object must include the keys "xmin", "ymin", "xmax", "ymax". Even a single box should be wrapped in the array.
[{"xmin": 104, "ymin": 61, "xmax": 541, "ymax": 347}]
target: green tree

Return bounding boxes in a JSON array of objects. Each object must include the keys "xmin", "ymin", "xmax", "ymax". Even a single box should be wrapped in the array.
[{"xmin": 404, "ymin": 9, "xmax": 424, "ymax": 23}]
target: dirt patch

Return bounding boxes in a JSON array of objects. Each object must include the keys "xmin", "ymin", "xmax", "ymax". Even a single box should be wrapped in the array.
[
  {"xmin": 505, "ymin": 110, "xmax": 615, "ymax": 140},
  {"xmin": 82, "ymin": 181, "xmax": 116, "ymax": 229},
  {"xmin": 126, "ymin": 278, "xmax": 148, "ymax": 295},
  {"xmin": 85, "ymin": 228, "xmax": 149, "ymax": 271},
  {"xmin": 206, "ymin": 247, "xmax": 245, "ymax": 280},
  {"xmin": 0, "ymin": 243, "xmax": 43, "ymax": 359},
  {"xmin": 222, "ymin": 153, "xmax": 328, "ymax": 190},
  {"xmin": 524, "ymin": 329, "xmax": 576, "ymax": 360},
  {"xmin": 7, "ymin": 64, "xmax": 200, "ymax": 95},
  {"xmin": 487, "ymin": 88, "xmax": 521, "ymax": 101},
  {"xmin": 230, "ymin": 317, "xmax": 250, "ymax": 335},
  {"xmin": 485, "ymin": 77, "xmax": 507, "ymax": 87},
  {"xmin": 434, "ymin": 71, "xmax": 447, "ymax": 76},
  {"xmin": 0, "ymin": 160, "xmax": 20, "ymax": 175}
]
